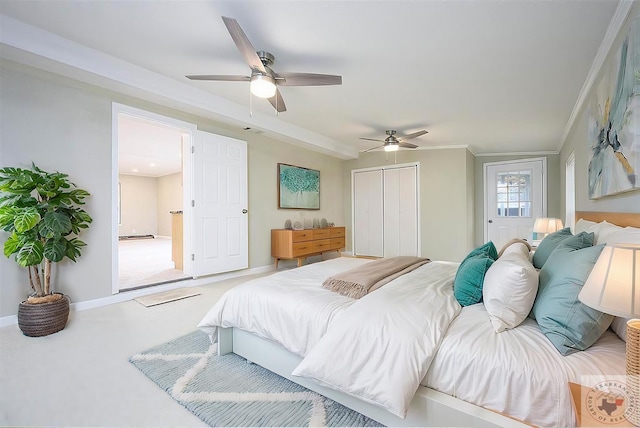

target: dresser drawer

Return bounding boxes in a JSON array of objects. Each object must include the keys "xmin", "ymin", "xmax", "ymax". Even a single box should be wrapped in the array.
[
  {"xmin": 313, "ymin": 228, "xmax": 331, "ymax": 239},
  {"xmin": 312, "ymin": 239, "xmax": 331, "ymax": 252},
  {"xmin": 292, "ymin": 241, "xmax": 315, "ymax": 256},
  {"xmin": 330, "ymin": 227, "xmax": 345, "ymax": 238},
  {"xmin": 330, "ymin": 237, "xmax": 345, "ymax": 250},
  {"xmin": 292, "ymin": 230, "xmax": 314, "ymax": 242}
]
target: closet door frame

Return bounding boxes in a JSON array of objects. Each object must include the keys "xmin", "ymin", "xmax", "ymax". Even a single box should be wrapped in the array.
[{"xmin": 351, "ymin": 162, "xmax": 421, "ymax": 258}]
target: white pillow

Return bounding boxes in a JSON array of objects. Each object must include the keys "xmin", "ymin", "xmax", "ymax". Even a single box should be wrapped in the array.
[
  {"xmin": 611, "ymin": 317, "xmax": 628, "ymax": 342},
  {"xmin": 604, "ymin": 226, "xmax": 640, "ymax": 245},
  {"xmin": 589, "ymin": 220, "xmax": 624, "ymax": 245},
  {"xmin": 483, "ymin": 243, "xmax": 539, "ymax": 333},
  {"xmin": 574, "ymin": 218, "xmax": 597, "ymax": 234}
]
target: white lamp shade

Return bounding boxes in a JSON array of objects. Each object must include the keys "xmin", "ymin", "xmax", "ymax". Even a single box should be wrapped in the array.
[
  {"xmin": 579, "ymin": 243, "xmax": 640, "ymax": 318},
  {"xmin": 384, "ymin": 144, "xmax": 399, "ymax": 152},
  {"xmin": 533, "ymin": 217, "xmax": 563, "ymax": 234},
  {"xmin": 250, "ymin": 74, "xmax": 277, "ymax": 98}
]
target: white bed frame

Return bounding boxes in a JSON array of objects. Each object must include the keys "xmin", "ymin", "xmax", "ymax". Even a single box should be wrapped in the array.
[{"xmin": 218, "ymin": 327, "xmax": 530, "ymax": 427}]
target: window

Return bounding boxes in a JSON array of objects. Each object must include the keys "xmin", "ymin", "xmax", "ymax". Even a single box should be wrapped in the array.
[
  {"xmin": 565, "ymin": 152, "xmax": 576, "ymax": 231},
  {"xmin": 496, "ymin": 170, "xmax": 532, "ymax": 217}
]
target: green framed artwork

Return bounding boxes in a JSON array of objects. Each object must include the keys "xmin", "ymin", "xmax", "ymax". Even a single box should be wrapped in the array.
[{"xmin": 278, "ymin": 163, "xmax": 320, "ymax": 209}]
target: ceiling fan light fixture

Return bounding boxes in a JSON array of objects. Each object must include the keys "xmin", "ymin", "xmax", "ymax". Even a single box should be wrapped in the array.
[
  {"xmin": 250, "ymin": 74, "xmax": 277, "ymax": 98},
  {"xmin": 384, "ymin": 144, "xmax": 399, "ymax": 152}
]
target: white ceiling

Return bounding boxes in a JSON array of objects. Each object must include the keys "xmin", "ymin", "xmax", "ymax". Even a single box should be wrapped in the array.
[
  {"xmin": 0, "ymin": 1, "xmax": 625, "ymax": 158},
  {"xmin": 118, "ymin": 115, "xmax": 184, "ymax": 177}
]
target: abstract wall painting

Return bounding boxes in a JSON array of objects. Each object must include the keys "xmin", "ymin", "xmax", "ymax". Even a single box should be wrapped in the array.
[
  {"xmin": 587, "ymin": 18, "xmax": 639, "ymax": 199},
  {"xmin": 278, "ymin": 163, "xmax": 320, "ymax": 209}
]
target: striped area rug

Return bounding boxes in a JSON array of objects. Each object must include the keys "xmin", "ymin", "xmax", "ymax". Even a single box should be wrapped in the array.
[{"xmin": 130, "ymin": 330, "xmax": 382, "ymax": 427}]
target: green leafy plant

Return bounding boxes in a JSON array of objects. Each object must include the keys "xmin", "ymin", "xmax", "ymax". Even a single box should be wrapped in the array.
[{"xmin": 0, "ymin": 164, "xmax": 92, "ymax": 300}]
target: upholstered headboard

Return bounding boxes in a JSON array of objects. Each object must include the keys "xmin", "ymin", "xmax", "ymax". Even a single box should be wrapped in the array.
[{"xmin": 576, "ymin": 211, "xmax": 640, "ymax": 228}]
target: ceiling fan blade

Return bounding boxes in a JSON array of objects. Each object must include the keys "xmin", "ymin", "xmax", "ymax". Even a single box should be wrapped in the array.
[
  {"xmin": 362, "ymin": 145, "xmax": 384, "ymax": 153},
  {"xmin": 359, "ymin": 137, "xmax": 385, "ymax": 142},
  {"xmin": 186, "ymin": 75, "xmax": 250, "ymax": 81},
  {"xmin": 398, "ymin": 130, "xmax": 428, "ymax": 142},
  {"xmin": 268, "ymin": 88, "xmax": 287, "ymax": 112},
  {"xmin": 275, "ymin": 72, "xmax": 342, "ymax": 86},
  {"xmin": 398, "ymin": 142, "xmax": 418, "ymax": 149},
  {"xmin": 222, "ymin": 16, "xmax": 267, "ymax": 73}
]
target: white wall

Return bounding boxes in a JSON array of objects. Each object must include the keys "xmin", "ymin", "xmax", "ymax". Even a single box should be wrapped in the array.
[
  {"xmin": 343, "ymin": 148, "xmax": 474, "ymax": 262},
  {"xmin": 0, "ymin": 60, "xmax": 346, "ymax": 318},
  {"xmin": 559, "ymin": 5, "xmax": 640, "ymax": 216},
  {"xmin": 0, "ymin": 60, "xmax": 113, "ymax": 314},
  {"xmin": 157, "ymin": 172, "xmax": 182, "ymax": 237},
  {"xmin": 118, "ymin": 174, "xmax": 157, "ymax": 237}
]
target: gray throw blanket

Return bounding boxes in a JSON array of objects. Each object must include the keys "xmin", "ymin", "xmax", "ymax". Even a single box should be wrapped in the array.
[{"xmin": 322, "ymin": 256, "xmax": 431, "ymax": 299}]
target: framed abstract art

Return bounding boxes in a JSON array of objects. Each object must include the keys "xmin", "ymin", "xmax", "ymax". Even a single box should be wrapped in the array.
[
  {"xmin": 587, "ymin": 18, "xmax": 639, "ymax": 199},
  {"xmin": 277, "ymin": 163, "xmax": 320, "ymax": 209}
]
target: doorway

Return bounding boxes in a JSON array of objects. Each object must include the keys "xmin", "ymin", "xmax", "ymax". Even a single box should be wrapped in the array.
[
  {"xmin": 112, "ymin": 104, "xmax": 196, "ymax": 293},
  {"xmin": 483, "ymin": 158, "xmax": 546, "ymax": 249}
]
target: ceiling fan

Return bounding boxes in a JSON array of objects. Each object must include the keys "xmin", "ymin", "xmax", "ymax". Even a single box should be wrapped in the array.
[
  {"xmin": 360, "ymin": 130, "xmax": 428, "ymax": 152},
  {"xmin": 186, "ymin": 16, "xmax": 342, "ymax": 113}
]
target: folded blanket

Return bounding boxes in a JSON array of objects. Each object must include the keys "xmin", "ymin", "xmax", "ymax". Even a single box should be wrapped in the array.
[{"xmin": 322, "ymin": 256, "xmax": 431, "ymax": 298}]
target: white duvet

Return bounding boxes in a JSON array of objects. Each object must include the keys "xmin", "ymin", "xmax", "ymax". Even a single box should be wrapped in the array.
[
  {"xmin": 426, "ymin": 303, "xmax": 626, "ymax": 428},
  {"xmin": 292, "ymin": 261, "xmax": 461, "ymax": 418},
  {"xmin": 199, "ymin": 258, "xmax": 461, "ymax": 418},
  {"xmin": 198, "ymin": 257, "xmax": 373, "ymax": 356}
]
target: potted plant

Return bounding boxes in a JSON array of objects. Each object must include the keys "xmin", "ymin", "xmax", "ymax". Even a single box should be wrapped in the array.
[{"xmin": 0, "ymin": 163, "xmax": 92, "ymax": 336}]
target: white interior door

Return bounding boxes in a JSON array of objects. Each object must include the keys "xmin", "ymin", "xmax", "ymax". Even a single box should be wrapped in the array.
[
  {"xmin": 191, "ymin": 130, "xmax": 248, "ymax": 277},
  {"xmin": 383, "ymin": 166, "xmax": 418, "ymax": 257},
  {"xmin": 485, "ymin": 159, "xmax": 545, "ymax": 249},
  {"xmin": 353, "ymin": 169, "xmax": 384, "ymax": 257}
]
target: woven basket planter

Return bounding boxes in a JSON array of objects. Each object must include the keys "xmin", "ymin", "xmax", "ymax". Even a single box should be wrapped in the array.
[{"xmin": 18, "ymin": 294, "xmax": 70, "ymax": 337}]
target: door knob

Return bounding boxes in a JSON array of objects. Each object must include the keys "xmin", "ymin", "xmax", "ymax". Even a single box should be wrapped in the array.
[
  {"xmin": 488, "ymin": 220, "xmax": 493, "ymax": 223},
  {"xmin": 242, "ymin": 209, "xmax": 248, "ymax": 214}
]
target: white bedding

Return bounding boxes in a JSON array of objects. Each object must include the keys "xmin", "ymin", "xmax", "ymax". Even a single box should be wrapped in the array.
[
  {"xmin": 293, "ymin": 261, "xmax": 461, "ymax": 418},
  {"xmin": 426, "ymin": 303, "xmax": 626, "ymax": 427},
  {"xmin": 198, "ymin": 257, "xmax": 373, "ymax": 356},
  {"xmin": 198, "ymin": 256, "xmax": 627, "ymax": 427}
]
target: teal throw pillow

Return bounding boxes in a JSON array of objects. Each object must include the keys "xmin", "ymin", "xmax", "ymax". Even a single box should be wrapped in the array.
[
  {"xmin": 532, "ymin": 241, "xmax": 612, "ymax": 355},
  {"xmin": 454, "ymin": 242, "xmax": 498, "ymax": 306},
  {"xmin": 464, "ymin": 241, "xmax": 498, "ymax": 262},
  {"xmin": 532, "ymin": 227, "xmax": 573, "ymax": 269}
]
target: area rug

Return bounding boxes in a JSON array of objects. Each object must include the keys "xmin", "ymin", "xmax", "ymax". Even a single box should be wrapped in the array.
[
  {"xmin": 130, "ymin": 330, "xmax": 382, "ymax": 427},
  {"xmin": 134, "ymin": 288, "xmax": 201, "ymax": 307}
]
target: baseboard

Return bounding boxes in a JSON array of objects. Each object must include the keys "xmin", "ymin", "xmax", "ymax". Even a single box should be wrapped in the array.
[
  {"xmin": 0, "ymin": 315, "xmax": 17, "ymax": 329},
  {"xmin": 0, "ymin": 264, "xmax": 275, "ymax": 328}
]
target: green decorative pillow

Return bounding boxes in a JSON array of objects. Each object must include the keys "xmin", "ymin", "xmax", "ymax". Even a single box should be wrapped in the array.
[
  {"xmin": 464, "ymin": 241, "xmax": 498, "ymax": 262},
  {"xmin": 532, "ymin": 227, "xmax": 573, "ymax": 269},
  {"xmin": 454, "ymin": 242, "xmax": 498, "ymax": 306},
  {"xmin": 532, "ymin": 240, "xmax": 612, "ymax": 355}
]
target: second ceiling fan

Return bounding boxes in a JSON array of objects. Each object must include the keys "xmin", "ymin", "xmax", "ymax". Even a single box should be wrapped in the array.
[
  {"xmin": 186, "ymin": 16, "xmax": 342, "ymax": 113},
  {"xmin": 361, "ymin": 130, "xmax": 428, "ymax": 152}
]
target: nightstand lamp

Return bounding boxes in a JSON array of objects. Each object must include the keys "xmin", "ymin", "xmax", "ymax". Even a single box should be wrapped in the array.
[
  {"xmin": 579, "ymin": 243, "xmax": 640, "ymax": 426},
  {"xmin": 533, "ymin": 217, "xmax": 563, "ymax": 239}
]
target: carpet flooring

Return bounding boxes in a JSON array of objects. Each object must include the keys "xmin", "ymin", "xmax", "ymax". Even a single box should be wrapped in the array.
[{"xmin": 130, "ymin": 330, "xmax": 382, "ymax": 427}]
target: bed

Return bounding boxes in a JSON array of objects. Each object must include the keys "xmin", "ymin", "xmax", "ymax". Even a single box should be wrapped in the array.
[{"xmin": 198, "ymin": 211, "xmax": 639, "ymax": 427}]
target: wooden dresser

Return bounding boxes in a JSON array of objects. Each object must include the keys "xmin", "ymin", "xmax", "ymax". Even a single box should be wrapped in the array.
[{"xmin": 271, "ymin": 227, "xmax": 345, "ymax": 268}]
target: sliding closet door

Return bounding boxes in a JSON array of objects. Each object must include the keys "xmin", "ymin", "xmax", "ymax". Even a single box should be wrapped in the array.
[
  {"xmin": 383, "ymin": 166, "xmax": 418, "ymax": 257},
  {"xmin": 353, "ymin": 170, "xmax": 384, "ymax": 257}
]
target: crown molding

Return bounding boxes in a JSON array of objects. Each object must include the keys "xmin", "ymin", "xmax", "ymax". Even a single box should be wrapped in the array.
[
  {"xmin": 557, "ymin": 0, "xmax": 635, "ymax": 152},
  {"xmin": 475, "ymin": 150, "xmax": 559, "ymax": 157}
]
